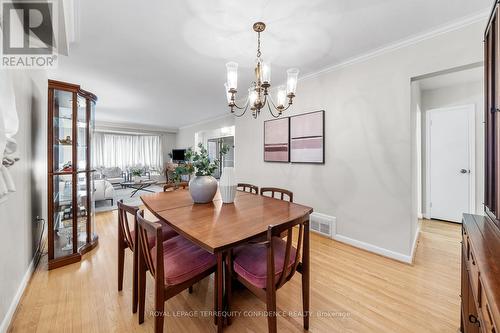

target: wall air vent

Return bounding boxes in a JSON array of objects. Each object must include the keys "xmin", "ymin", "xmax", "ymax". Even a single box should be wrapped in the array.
[{"xmin": 309, "ymin": 212, "xmax": 336, "ymax": 238}]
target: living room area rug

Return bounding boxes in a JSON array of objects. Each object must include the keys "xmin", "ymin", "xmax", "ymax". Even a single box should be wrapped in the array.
[{"xmin": 95, "ymin": 184, "xmax": 165, "ymax": 213}]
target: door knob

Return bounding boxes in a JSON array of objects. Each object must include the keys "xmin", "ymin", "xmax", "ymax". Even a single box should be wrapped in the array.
[{"xmin": 460, "ymin": 169, "xmax": 468, "ymax": 174}]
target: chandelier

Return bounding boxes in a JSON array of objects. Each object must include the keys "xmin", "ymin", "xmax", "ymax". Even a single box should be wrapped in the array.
[{"xmin": 225, "ymin": 22, "xmax": 299, "ymax": 119}]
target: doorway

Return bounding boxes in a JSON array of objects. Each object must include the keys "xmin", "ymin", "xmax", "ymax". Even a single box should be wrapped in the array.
[
  {"xmin": 411, "ymin": 63, "xmax": 484, "ymax": 225},
  {"xmin": 207, "ymin": 136, "xmax": 235, "ymax": 179},
  {"xmin": 425, "ymin": 105, "xmax": 475, "ymax": 222}
]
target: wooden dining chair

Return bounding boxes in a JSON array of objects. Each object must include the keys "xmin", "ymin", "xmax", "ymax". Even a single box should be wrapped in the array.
[
  {"xmin": 117, "ymin": 200, "xmax": 178, "ymax": 313},
  {"xmin": 136, "ymin": 210, "xmax": 218, "ymax": 333},
  {"xmin": 227, "ymin": 218, "xmax": 309, "ymax": 332},
  {"xmin": 260, "ymin": 187, "xmax": 293, "ymax": 202},
  {"xmin": 163, "ymin": 181, "xmax": 188, "ymax": 192},
  {"xmin": 237, "ymin": 183, "xmax": 259, "ymax": 194}
]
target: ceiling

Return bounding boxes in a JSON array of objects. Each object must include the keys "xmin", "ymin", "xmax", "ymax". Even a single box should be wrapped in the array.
[{"xmin": 49, "ymin": 0, "xmax": 492, "ymax": 129}]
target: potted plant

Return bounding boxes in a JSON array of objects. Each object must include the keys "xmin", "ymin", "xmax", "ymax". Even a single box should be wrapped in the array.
[
  {"xmin": 129, "ymin": 168, "xmax": 143, "ymax": 183},
  {"xmin": 175, "ymin": 143, "xmax": 228, "ymax": 203}
]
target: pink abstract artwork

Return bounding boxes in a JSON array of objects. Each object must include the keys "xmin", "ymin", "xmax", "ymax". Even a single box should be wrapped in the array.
[
  {"xmin": 290, "ymin": 111, "xmax": 324, "ymax": 163},
  {"xmin": 264, "ymin": 118, "xmax": 289, "ymax": 162}
]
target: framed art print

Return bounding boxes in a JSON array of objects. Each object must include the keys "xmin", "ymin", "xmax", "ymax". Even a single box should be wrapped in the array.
[
  {"xmin": 264, "ymin": 117, "xmax": 290, "ymax": 162},
  {"xmin": 290, "ymin": 110, "xmax": 325, "ymax": 164}
]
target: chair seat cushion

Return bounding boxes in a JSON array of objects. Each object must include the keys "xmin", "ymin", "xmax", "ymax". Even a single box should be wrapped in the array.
[
  {"xmin": 151, "ymin": 236, "xmax": 216, "ymax": 286},
  {"xmin": 233, "ymin": 237, "xmax": 297, "ymax": 289},
  {"xmin": 131, "ymin": 223, "xmax": 177, "ymax": 249}
]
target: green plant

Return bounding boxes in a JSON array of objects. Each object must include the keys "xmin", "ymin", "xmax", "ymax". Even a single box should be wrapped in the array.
[
  {"xmin": 130, "ymin": 168, "xmax": 142, "ymax": 177},
  {"xmin": 174, "ymin": 143, "xmax": 229, "ymax": 180}
]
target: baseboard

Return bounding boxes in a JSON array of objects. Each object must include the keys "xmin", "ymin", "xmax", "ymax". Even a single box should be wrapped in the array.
[
  {"xmin": 408, "ymin": 224, "xmax": 422, "ymax": 265},
  {"xmin": 0, "ymin": 258, "xmax": 35, "ymax": 333},
  {"xmin": 332, "ymin": 233, "xmax": 413, "ymax": 263}
]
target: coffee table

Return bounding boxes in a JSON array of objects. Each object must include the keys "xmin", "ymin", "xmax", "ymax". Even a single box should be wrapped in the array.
[{"xmin": 120, "ymin": 180, "xmax": 157, "ymax": 197}]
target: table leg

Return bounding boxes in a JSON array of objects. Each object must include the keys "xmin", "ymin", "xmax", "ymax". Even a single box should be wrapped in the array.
[
  {"xmin": 216, "ymin": 253, "xmax": 224, "ymax": 333},
  {"xmin": 302, "ymin": 219, "xmax": 310, "ymax": 330},
  {"xmin": 129, "ymin": 186, "xmax": 140, "ymax": 197}
]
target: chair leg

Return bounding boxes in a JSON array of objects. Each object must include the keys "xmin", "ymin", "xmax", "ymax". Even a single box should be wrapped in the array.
[
  {"xmin": 303, "ymin": 221, "xmax": 310, "ymax": 330},
  {"xmin": 214, "ymin": 266, "xmax": 218, "ymax": 326},
  {"xmin": 118, "ymin": 241, "xmax": 125, "ymax": 292},
  {"xmin": 225, "ymin": 251, "xmax": 232, "ymax": 326},
  {"xmin": 154, "ymin": 290, "xmax": 165, "ymax": 333},
  {"xmin": 266, "ymin": 287, "xmax": 277, "ymax": 333},
  {"xmin": 138, "ymin": 252, "xmax": 146, "ymax": 324},
  {"xmin": 132, "ymin": 248, "xmax": 138, "ymax": 313}
]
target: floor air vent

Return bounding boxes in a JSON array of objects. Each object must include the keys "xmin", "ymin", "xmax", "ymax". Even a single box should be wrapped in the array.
[{"xmin": 310, "ymin": 212, "xmax": 336, "ymax": 238}]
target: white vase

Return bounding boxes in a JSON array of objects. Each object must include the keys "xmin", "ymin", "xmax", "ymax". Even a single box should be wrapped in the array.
[{"xmin": 219, "ymin": 167, "xmax": 236, "ymax": 204}]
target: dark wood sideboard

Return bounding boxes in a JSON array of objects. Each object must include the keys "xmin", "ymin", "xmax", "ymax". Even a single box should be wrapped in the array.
[{"xmin": 461, "ymin": 214, "xmax": 500, "ymax": 333}]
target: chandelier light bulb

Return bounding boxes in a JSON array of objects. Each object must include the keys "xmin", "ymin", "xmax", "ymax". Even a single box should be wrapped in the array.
[{"xmin": 226, "ymin": 62, "xmax": 238, "ymax": 90}]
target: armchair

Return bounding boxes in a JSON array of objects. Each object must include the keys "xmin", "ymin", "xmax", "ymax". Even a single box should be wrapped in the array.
[{"xmin": 94, "ymin": 179, "xmax": 115, "ymax": 205}]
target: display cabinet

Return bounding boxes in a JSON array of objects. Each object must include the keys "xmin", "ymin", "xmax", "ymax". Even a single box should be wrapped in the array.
[{"xmin": 47, "ymin": 80, "xmax": 98, "ymax": 269}]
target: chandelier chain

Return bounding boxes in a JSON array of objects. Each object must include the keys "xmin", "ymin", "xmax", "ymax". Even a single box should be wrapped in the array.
[{"xmin": 257, "ymin": 32, "xmax": 261, "ymax": 58}]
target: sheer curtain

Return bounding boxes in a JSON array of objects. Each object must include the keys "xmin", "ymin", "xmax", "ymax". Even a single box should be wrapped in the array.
[{"xmin": 93, "ymin": 132, "xmax": 163, "ymax": 169}]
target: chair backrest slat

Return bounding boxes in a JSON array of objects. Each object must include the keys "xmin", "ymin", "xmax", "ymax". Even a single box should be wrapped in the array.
[
  {"xmin": 260, "ymin": 187, "xmax": 293, "ymax": 202},
  {"xmin": 136, "ymin": 210, "xmax": 165, "ymax": 280},
  {"xmin": 117, "ymin": 200, "xmax": 139, "ymax": 250},
  {"xmin": 267, "ymin": 217, "xmax": 307, "ymax": 290},
  {"xmin": 237, "ymin": 183, "xmax": 259, "ymax": 194}
]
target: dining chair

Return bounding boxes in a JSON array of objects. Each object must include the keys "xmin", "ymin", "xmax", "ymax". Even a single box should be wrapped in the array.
[
  {"xmin": 136, "ymin": 210, "xmax": 218, "ymax": 333},
  {"xmin": 260, "ymin": 187, "xmax": 293, "ymax": 202},
  {"xmin": 237, "ymin": 183, "xmax": 259, "ymax": 194},
  {"xmin": 163, "ymin": 181, "xmax": 188, "ymax": 192},
  {"xmin": 227, "ymin": 219, "xmax": 309, "ymax": 332},
  {"xmin": 117, "ymin": 200, "xmax": 178, "ymax": 313}
]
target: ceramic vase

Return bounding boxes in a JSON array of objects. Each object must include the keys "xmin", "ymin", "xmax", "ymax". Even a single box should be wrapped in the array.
[{"xmin": 189, "ymin": 175, "xmax": 218, "ymax": 203}]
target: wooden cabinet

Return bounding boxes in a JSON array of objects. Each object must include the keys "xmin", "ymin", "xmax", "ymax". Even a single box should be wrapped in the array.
[
  {"xmin": 47, "ymin": 80, "xmax": 98, "ymax": 270},
  {"xmin": 461, "ymin": 214, "xmax": 499, "ymax": 333}
]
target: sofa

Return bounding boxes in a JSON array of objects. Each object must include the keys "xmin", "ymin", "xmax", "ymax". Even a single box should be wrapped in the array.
[
  {"xmin": 94, "ymin": 180, "xmax": 115, "ymax": 205},
  {"xmin": 96, "ymin": 167, "xmax": 126, "ymax": 187}
]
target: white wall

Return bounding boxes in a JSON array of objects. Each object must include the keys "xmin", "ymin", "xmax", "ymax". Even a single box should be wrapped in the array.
[
  {"xmin": 176, "ymin": 115, "xmax": 235, "ymax": 149},
  {"xmin": 233, "ymin": 21, "xmax": 484, "ymax": 260},
  {"xmin": 421, "ymin": 80, "xmax": 484, "ymax": 215},
  {"xmin": 0, "ymin": 69, "xmax": 47, "ymax": 332}
]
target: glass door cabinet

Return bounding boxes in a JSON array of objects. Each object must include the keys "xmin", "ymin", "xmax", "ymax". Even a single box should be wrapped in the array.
[{"xmin": 48, "ymin": 80, "xmax": 98, "ymax": 269}]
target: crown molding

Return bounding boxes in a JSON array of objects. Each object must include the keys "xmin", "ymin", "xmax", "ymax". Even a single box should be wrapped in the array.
[
  {"xmin": 300, "ymin": 10, "xmax": 489, "ymax": 82},
  {"xmin": 95, "ymin": 120, "xmax": 178, "ymax": 134},
  {"xmin": 178, "ymin": 113, "xmax": 235, "ymax": 130}
]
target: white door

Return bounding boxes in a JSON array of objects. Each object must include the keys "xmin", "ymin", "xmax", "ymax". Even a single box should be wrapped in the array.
[{"xmin": 427, "ymin": 105, "xmax": 474, "ymax": 223}]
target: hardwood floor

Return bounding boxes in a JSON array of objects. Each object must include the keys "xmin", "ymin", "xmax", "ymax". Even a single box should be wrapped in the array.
[{"xmin": 8, "ymin": 213, "xmax": 461, "ymax": 333}]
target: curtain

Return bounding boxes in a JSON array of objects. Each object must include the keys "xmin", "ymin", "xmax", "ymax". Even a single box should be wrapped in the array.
[{"xmin": 93, "ymin": 132, "xmax": 163, "ymax": 169}]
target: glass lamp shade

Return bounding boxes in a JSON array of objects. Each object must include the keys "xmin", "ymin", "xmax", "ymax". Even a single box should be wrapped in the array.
[
  {"xmin": 224, "ymin": 83, "xmax": 232, "ymax": 104},
  {"xmin": 226, "ymin": 62, "xmax": 238, "ymax": 90},
  {"xmin": 249, "ymin": 89, "xmax": 258, "ymax": 106},
  {"xmin": 276, "ymin": 86, "xmax": 287, "ymax": 107},
  {"xmin": 286, "ymin": 68, "xmax": 299, "ymax": 95},
  {"xmin": 261, "ymin": 62, "xmax": 271, "ymax": 83}
]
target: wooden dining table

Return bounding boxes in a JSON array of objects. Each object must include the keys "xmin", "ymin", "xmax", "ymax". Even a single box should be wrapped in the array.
[{"xmin": 141, "ymin": 189, "xmax": 313, "ymax": 332}]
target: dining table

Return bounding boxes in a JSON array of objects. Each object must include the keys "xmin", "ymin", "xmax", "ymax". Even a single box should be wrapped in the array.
[{"xmin": 141, "ymin": 188, "xmax": 313, "ymax": 332}]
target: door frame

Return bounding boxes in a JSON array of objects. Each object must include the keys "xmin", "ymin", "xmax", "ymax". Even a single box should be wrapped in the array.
[{"xmin": 424, "ymin": 104, "xmax": 476, "ymax": 221}]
